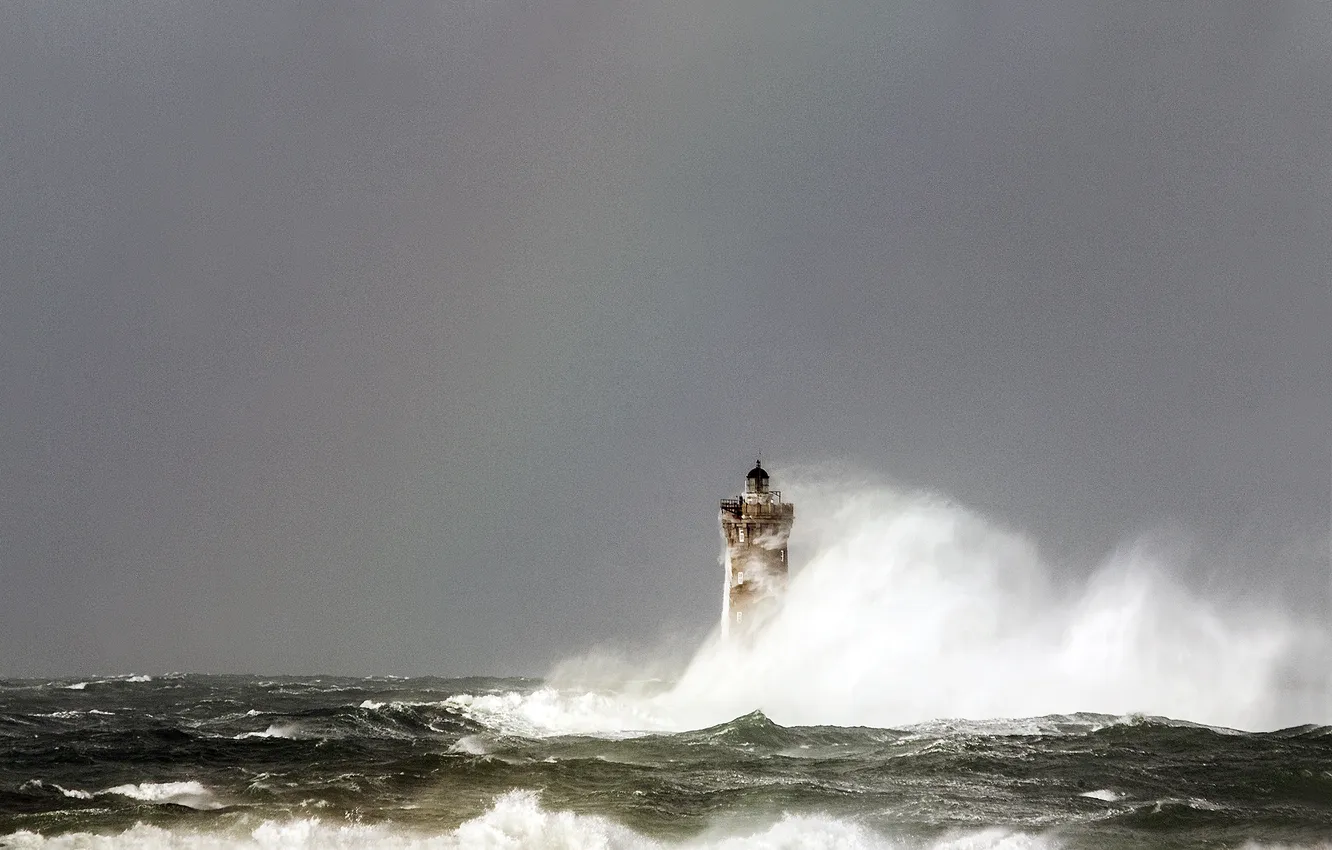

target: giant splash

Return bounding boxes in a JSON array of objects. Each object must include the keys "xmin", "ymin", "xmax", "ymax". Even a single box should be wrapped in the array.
[{"xmin": 451, "ymin": 473, "xmax": 1329, "ymax": 735}]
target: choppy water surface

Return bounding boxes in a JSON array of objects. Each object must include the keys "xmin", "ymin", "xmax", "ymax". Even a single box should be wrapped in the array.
[{"xmin": 1, "ymin": 674, "xmax": 1330, "ymax": 849}]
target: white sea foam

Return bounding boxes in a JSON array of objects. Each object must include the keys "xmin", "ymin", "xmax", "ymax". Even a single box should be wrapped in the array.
[
  {"xmin": 38, "ymin": 708, "xmax": 118, "ymax": 719},
  {"xmin": 102, "ymin": 780, "xmax": 222, "ymax": 810},
  {"xmin": 448, "ymin": 734, "xmax": 491, "ymax": 756},
  {"xmin": 126, "ymin": 675, "xmax": 152, "ymax": 683},
  {"xmin": 236, "ymin": 723, "xmax": 305, "ymax": 740},
  {"xmin": 22, "ymin": 779, "xmax": 223, "ymax": 809},
  {"xmin": 0, "ymin": 789, "xmax": 1061, "ymax": 849},
  {"xmin": 1078, "ymin": 789, "xmax": 1121, "ymax": 802},
  {"xmin": 360, "ymin": 700, "xmax": 386, "ymax": 709},
  {"xmin": 64, "ymin": 682, "xmax": 88, "ymax": 690},
  {"xmin": 448, "ymin": 481, "xmax": 1329, "ymax": 737},
  {"xmin": 444, "ymin": 688, "xmax": 673, "ymax": 737}
]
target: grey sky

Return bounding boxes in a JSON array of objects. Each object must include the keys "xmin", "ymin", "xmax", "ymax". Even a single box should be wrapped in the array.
[{"xmin": 2, "ymin": 1, "xmax": 1329, "ymax": 676}]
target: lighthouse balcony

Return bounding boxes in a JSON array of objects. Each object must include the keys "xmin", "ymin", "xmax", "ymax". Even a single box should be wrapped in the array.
[{"xmin": 720, "ymin": 496, "xmax": 793, "ymax": 518}]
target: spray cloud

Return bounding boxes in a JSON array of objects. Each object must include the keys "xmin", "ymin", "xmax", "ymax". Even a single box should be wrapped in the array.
[{"xmin": 457, "ymin": 474, "xmax": 1328, "ymax": 735}]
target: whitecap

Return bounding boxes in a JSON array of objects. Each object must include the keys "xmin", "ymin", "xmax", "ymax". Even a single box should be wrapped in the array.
[
  {"xmin": 102, "ymin": 780, "xmax": 222, "ymax": 810},
  {"xmin": 448, "ymin": 735, "xmax": 489, "ymax": 756},
  {"xmin": 444, "ymin": 688, "xmax": 670, "ymax": 738},
  {"xmin": 38, "ymin": 708, "xmax": 119, "ymax": 719},
  {"xmin": 359, "ymin": 700, "xmax": 386, "ymax": 710},
  {"xmin": 235, "ymin": 722, "xmax": 304, "ymax": 740},
  {"xmin": 1078, "ymin": 789, "xmax": 1121, "ymax": 802},
  {"xmin": 64, "ymin": 682, "xmax": 88, "ymax": 691}
]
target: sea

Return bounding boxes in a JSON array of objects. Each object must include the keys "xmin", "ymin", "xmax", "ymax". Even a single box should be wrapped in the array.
[
  {"xmin": 6, "ymin": 488, "xmax": 1329, "ymax": 847},
  {"xmin": 1, "ymin": 673, "xmax": 1330, "ymax": 849}
]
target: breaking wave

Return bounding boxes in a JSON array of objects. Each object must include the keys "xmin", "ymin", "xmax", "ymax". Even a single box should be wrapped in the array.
[
  {"xmin": 15, "ymin": 780, "xmax": 222, "ymax": 810},
  {"xmin": 0, "ymin": 789, "xmax": 1046, "ymax": 849},
  {"xmin": 6, "ymin": 789, "xmax": 1331, "ymax": 849},
  {"xmin": 455, "ymin": 482, "xmax": 1329, "ymax": 736},
  {"xmin": 102, "ymin": 781, "xmax": 221, "ymax": 810}
]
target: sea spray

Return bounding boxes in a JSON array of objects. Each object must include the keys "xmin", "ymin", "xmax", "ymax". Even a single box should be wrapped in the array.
[
  {"xmin": 492, "ymin": 478, "xmax": 1327, "ymax": 735},
  {"xmin": 663, "ymin": 480, "xmax": 1325, "ymax": 731}
]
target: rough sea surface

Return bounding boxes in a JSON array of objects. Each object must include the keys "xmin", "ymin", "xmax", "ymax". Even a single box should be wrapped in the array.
[{"xmin": 1, "ymin": 674, "xmax": 1330, "ymax": 849}]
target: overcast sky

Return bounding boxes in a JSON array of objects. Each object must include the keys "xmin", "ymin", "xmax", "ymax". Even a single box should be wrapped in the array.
[{"xmin": 2, "ymin": 1, "xmax": 1329, "ymax": 677}]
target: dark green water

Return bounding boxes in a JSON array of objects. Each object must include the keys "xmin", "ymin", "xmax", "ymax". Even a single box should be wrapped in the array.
[{"xmin": 2, "ymin": 675, "xmax": 1329, "ymax": 848}]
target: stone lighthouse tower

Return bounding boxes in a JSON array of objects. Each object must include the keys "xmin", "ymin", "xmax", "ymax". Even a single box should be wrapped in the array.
[{"xmin": 719, "ymin": 461, "xmax": 795, "ymax": 637}]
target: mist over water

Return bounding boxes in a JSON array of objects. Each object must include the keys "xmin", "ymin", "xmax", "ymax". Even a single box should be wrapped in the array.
[{"xmin": 469, "ymin": 477, "xmax": 1330, "ymax": 735}]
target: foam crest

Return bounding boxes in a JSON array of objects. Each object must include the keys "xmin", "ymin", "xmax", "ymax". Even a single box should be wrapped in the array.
[
  {"xmin": 444, "ymin": 688, "xmax": 673, "ymax": 737},
  {"xmin": 235, "ymin": 723, "xmax": 304, "ymax": 740},
  {"xmin": 1078, "ymin": 790, "xmax": 1121, "ymax": 802},
  {"xmin": 102, "ymin": 780, "xmax": 222, "ymax": 810}
]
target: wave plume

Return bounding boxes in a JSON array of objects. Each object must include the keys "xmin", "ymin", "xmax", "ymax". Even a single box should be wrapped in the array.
[{"xmin": 468, "ymin": 481, "xmax": 1329, "ymax": 735}]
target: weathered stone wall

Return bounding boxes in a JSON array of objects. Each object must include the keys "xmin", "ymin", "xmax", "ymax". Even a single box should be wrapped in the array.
[{"xmin": 719, "ymin": 498, "xmax": 794, "ymax": 638}]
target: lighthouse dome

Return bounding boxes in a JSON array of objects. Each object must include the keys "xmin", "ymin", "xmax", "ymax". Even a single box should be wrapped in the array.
[{"xmin": 745, "ymin": 461, "xmax": 769, "ymax": 494}]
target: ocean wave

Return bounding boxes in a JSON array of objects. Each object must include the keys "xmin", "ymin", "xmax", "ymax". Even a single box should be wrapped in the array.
[
  {"xmin": 436, "ymin": 685, "xmax": 1242, "ymax": 746},
  {"xmin": 0, "ymin": 789, "xmax": 1061, "ymax": 849},
  {"xmin": 1077, "ymin": 789, "xmax": 1122, "ymax": 802},
  {"xmin": 58, "ymin": 675, "xmax": 151, "ymax": 691},
  {"xmin": 16, "ymin": 781, "xmax": 94, "ymax": 800},
  {"xmin": 448, "ymin": 734, "xmax": 490, "ymax": 756},
  {"xmin": 32, "ymin": 709, "xmax": 116, "ymax": 720},
  {"xmin": 101, "ymin": 780, "xmax": 222, "ymax": 810},
  {"xmin": 223, "ymin": 701, "xmax": 479, "ymax": 742},
  {"xmin": 442, "ymin": 688, "xmax": 672, "ymax": 738},
  {"xmin": 235, "ymin": 722, "xmax": 305, "ymax": 740},
  {"xmin": 15, "ymin": 780, "xmax": 221, "ymax": 809}
]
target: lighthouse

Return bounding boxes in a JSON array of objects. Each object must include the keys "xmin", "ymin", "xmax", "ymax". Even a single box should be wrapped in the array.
[{"xmin": 719, "ymin": 461, "xmax": 795, "ymax": 637}]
